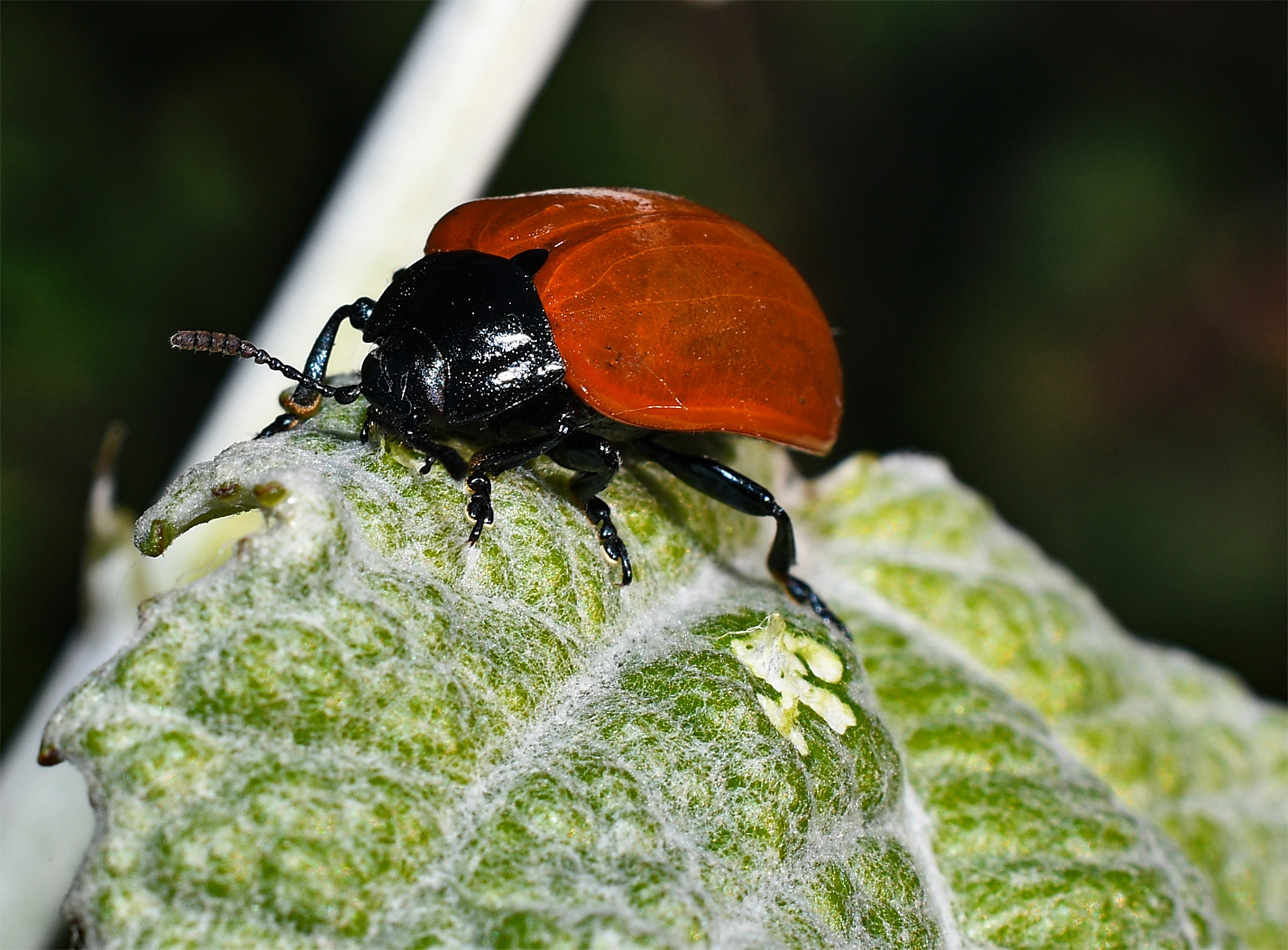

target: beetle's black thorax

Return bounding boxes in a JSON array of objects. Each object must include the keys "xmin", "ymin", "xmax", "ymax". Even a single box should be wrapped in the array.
[{"xmin": 358, "ymin": 249, "xmax": 565, "ymax": 429}]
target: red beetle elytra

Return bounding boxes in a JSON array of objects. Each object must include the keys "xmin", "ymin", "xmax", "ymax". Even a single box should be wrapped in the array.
[{"xmin": 173, "ymin": 188, "xmax": 847, "ymax": 633}]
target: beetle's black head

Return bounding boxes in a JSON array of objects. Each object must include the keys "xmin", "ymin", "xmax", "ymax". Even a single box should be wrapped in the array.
[{"xmin": 359, "ymin": 249, "xmax": 563, "ymax": 428}]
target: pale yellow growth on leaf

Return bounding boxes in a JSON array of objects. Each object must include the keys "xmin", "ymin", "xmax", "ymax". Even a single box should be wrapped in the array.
[{"xmin": 731, "ymin": 614, "xmax": 857, "ymax": 755}]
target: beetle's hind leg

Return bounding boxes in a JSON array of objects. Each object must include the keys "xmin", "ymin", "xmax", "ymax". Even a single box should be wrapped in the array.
[
  {"xmin": 638, "ymin": 440, "xmax": 848, "ymax": 638},
  {"xmin": 765, "ymin": 514, "xmax": 848, "ymax": 637},
  {"xmin": 361, "ymin": 406, "xmax": 467, "ymax": 480},
  {"xmin": 549, "ymin": 434, "xmax": 632, "ymax": 585}
]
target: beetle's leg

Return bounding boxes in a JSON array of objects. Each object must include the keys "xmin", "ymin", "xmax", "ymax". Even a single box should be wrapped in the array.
[
  {"xmin": 464, "ymin": 473, "xmax": 493, "ymax": 545},
  {"xmin": 464, "ymin": 410, "xmax": 578, "ymax": 544},
  {"xmin": 256, "ymin": 383, "xmax": 363, "ymax": 439},
  {"xmin": 258, "ymin": 413, "xmax": 302, "ymax": 439},
  {"xmin": 361, "ymin": 406, "xmax": 467, "ymax": 480},
  {"xmin": 259, "ymin": 297, "xmax": 376, "ymax": 438},
  {"xmin": 638, "ymin": 440, "xmax": 848, "ymax": 638},
  {"xmin": 549, "ymin": 434, "xmax": 632, "ymax": 585}
]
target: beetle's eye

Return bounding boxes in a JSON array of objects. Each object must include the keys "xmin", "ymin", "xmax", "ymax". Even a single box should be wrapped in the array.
[{"xmin": 391, "ymin": 267, "xmax": 408, "ymax": 282}]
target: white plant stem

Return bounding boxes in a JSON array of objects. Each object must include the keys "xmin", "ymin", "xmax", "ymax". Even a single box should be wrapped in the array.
[{"xmin": 0, "ymin": 2, "xmax": 584, "ymax": 946}]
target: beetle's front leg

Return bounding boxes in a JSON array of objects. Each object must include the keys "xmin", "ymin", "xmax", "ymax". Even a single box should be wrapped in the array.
[
  {"xmin": 362, "ymin": 406, "xmax": 467, "ymax": 480},
  {"xmin": 257, "ymin": 297, "xmax": 375, "ymax": 438},
  {"xmin": 258, "ymin": 413, "xmax": 302, "ymax": 439},
  {"xmin": 463, "ymin": 410, "xmax": 577, "ymax": 544},
  {"xmin": 256, "ymin": 382, "xmax": 362, "ymax": 439}
]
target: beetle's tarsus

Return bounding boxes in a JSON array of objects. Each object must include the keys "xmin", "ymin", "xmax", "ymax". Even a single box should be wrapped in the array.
[
  {"xmin": 257, "ymin": 412, "xmax": 300, "ymax": 439},
  {"xmin": 775, "ymin": 570, "xmax": 850, "ymax": 640},
  {"xmin": 466, "ymin": 474, "xmax": 493, "ymax": 544},
  {"xmin": 586, "ymin": 496, "xmax": 632, "ymax": 585}
]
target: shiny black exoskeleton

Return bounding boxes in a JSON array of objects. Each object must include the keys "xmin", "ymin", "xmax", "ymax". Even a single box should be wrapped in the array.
[
  {"xmin": 358, "ymin": 249, "xmax": 564, "ymax": 429},
  {"xmin": 174, "ymin": 248, "xmax": 847, "ymax": 635}
]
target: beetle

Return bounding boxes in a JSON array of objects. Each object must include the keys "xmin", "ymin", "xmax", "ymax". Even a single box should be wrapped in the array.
[{"xmin": 173, "ymin": 188, "xmax": 847, "ymax": 634}]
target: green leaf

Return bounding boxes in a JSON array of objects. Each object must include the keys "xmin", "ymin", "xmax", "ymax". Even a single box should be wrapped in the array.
[{"xmin": 43, "ymin": 399, "xmax": 1285, "ymax": 948}]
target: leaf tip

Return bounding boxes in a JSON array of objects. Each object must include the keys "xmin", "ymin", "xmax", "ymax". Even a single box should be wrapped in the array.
[{"xmin": 136, "ymin": 518, "xmax": 175, "ymax": 557}]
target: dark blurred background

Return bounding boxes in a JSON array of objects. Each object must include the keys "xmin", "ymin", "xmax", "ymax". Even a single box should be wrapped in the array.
[{"xmin": 4, "ymin": 2, "xmax": 1284, "ymax": 752}]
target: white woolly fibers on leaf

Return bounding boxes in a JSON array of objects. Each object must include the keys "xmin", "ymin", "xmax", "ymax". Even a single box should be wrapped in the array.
[{"xmin": 41, "ymin": 398, "xmax": 1286, "ymax": 948}]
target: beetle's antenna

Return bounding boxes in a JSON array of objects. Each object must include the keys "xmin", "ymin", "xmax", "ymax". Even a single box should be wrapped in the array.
[{"xmin": 170, "ymin": 330, "xmax": 348, "ymax": 398}]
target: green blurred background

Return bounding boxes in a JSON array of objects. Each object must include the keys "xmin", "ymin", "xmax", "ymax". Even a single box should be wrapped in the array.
[{"xmin": 3, "ymin": 2, "xmax": 1284, "ymax": 753}]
